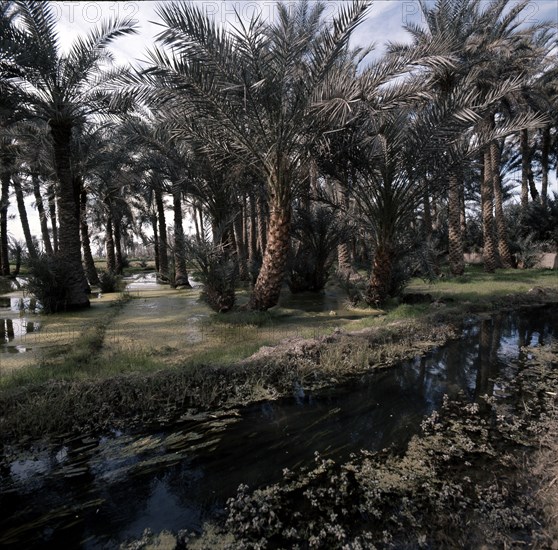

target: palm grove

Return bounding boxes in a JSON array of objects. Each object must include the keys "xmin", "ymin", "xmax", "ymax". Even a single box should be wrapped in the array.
[{"xmin": 0, "ymin": 0, "xmax": 556, "ymax": 313}]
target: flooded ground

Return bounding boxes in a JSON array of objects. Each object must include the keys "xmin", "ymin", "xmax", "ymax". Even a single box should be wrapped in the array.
[{"xmin": 1, "ymin": 306, "xmax": 556, "ymax": 549}]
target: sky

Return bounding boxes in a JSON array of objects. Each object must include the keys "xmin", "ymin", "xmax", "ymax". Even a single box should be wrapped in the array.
[{"xmin": 7, "ymin": 0, "xmax": 558, "ymax": 244}]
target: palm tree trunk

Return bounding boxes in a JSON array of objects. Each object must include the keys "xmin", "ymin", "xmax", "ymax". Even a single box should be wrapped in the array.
[
  {"xmin": 49, "ymin": 121, "xmax": 90, "ymax": 309},
  {"xmin": 247, "ymin": 196, "xmax": 259, "ymax": 283},
  {"xmin": 172, "ymin": 180, "xmax": 190, "ymax": 287},
  {"xmin": 32, "ymin": 174, "xmax": 53, "ymax": 255},
  {"xmin": 528, "ymin": 166, "xmax": 539, "ymax": 201},
  {"xmin": 105, "ymin": 203, "xmax": 116, "ymax": 273},
  {"xmin": 0, "ymin": 159, "xmax": 11, "ymax": 276},
  {"xmin": 113, "ymin": 220, "xmax": 123, "ymax": 275},
  {"xmin": 234, "ymin": 207, "xmax": 249, "ymax": 281},
  {"xmin": 541, "ymin": 126, "xmax": 550, "ymax": 207},
  {"xmin": 80, "ymin": 189, "xmax": 99, "ymax": 285},
  {"xmin": 151, "ymin": 213, "xmax": 160, "ymax": 273},
  {"xmin": 155, "ymin": 188, "xmax": 169, "ymax": 278},
  {"xmin": 482, "ymin": 149, "xmax": 498, "ymax": 273},
  {"xmin": 335, "ymin": 178, "xmax": 360, "ymax": 279},
  {"xmin": 520, "ymin": 129, "xmax": 529, "ymax": 210},
  {"xmin": 47, "ymin": 182, "xmax": 58, "ymax": 254},
  {"xmin": 422, "ymin": 188, "xmax": 432, "ymax": 240},
  {"xmin": 256, "ymin": 188, "xmax": 267, "ymax": 257},
  {"xmin": 448, "ymin": 172, "xmax": 464, "ymax": 276},
  {"xmin": 490, "ymin": 142, "xmax": 513, "ymax": 268},
  {"xmin": 249, "ymin": 180, "xmax": 291, "ymax": 310},
  {"xmin": 192, "ymin": 204, "xmax": 201, "ymax": 242},
  {"xmin": 12, "ymin": 176, "xmax": 37, "ymax": 259},
  {"xmin": 365, "ymin": 242, "xmax": 393, "ymax": 307}
]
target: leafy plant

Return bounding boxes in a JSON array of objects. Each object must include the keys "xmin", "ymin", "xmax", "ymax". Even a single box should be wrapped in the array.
[
  {"xmin": 25, "ymin": 254, "xmax": 75, "ymax": 313},
  {"xmin": 186, "ymin": 236, "xmax": 238, "ymax": 312},
  {"xmin": 98, "ymin": 270, "xmax": 119, "ymax": 293},
  {"xmin": 287, "ymin": 204, "xmax": 348, "ymax": 293}
]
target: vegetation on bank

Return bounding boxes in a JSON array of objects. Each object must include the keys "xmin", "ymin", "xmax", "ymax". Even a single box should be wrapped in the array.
[
  {"xmin": 177, "ymin": 344, "xmax": 558, "ymax": 549},
  {"xmin": 0, "ymin": 267, "xmax": 557, "ymax": 442}
]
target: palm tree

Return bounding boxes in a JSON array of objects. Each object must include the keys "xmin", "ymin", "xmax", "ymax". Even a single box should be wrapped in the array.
[
  {"xmin": 131, "ymin": 0, "xmax": 371, "ymax": 310},
  {"xmin": 119, "ymin": 114, "xmax": 192, "ymax": 286},
  {"xmin": 7, "ymin": 1, "xmax": 136, "ymax": 308},
  {"xmin": 392, "ymin": 0, "xmax": 551, "ymax": 274}
]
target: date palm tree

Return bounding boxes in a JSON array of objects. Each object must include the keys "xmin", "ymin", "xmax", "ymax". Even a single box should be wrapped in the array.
[
  {"xmin": 392, "ymin": 0, "xmax": 552, "ymax": 274},
  {"xmin": 6, "ymin": 1, "xmax": 136, "ymax": 308},
  {"xmin": 130, "ymin": 0, "xmax": 371, "ymax": 310}
]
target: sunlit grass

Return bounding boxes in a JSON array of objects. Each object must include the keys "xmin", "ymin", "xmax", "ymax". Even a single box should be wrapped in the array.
[{"xmin": 1, "ymin": 266, "xmax": 556, "ymax": 390}]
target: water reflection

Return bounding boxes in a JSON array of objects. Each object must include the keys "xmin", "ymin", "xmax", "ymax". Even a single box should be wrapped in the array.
[
  {"xmin": 0, "ymin": 306, "xmax": 556, "ymax": 549},
  {"xmin": 0, "ymin": 318, "xmax": 41, "ymax": 350}
]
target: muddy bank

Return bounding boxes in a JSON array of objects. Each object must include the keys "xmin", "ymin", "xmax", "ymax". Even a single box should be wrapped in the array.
[
  {"xmin": 0, "ymin": 315, "xmax": 457, "ymax": 444},
  {"xmin": 1, "ymin": 289, "xmax": 557, "ymax": 444}
]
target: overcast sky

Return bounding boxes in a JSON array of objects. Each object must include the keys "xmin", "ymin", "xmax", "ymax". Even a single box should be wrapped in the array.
[{"xmin": 8, "ymin": 1, "xmax": 558, "ymax": 244}]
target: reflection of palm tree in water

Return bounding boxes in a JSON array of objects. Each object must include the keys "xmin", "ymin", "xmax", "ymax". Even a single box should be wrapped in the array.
[
  {"xmin": 0, "ymin": 318, "xmax": 15, "ymax": 344},
  {"xmin": 475, "ymin": 316, "xmax": 503, "ymax": 399}
]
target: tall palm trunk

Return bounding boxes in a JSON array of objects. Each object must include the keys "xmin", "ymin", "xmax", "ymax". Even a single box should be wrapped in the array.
[
  {"xmin": 256, "ymin": 188, "xmax": 267, "ymax": 257},
  {"xmin": 49, "ymin": 121, "xmax": 90, "ymax": 308},
  {"xmin": 520, "ymin": 129, "xmax": 529, "ymax": 210},
  {"xmin": 155, "ymin": 188, "xmax": 169, "ymax": 278},
  {"xmin": 80, "ymin": 189, "xmax": 99, "ymax": 285},
  {"xmin": 249, "ymin": 177, "xmax": 291, "ymax": 310},
  {"xmin": 490, "ymin": 142, "xmax": 513, "ymax": 268},
  {"xmin": 335, "ymin": 178, "xmax": 359, "ymax": 279},
  {"xmin": 0, "ymin": 164, "xmax": 11, "ymax": 276},
  {"xmin": 448, "ymin": 172, "xmax": 464, "ymax": 275},
  {"xmin": 482, "ymin": 149, "xmax": 498, "ymax": 273},
  {"xmin": 366, "ymin": 241, "xmax": 393, "ymax": 307},
  {"xmin": 171, "ymin": 180, "xmax": 190, "ymax": 287},
  {"xmin": 47, "ymin": 182, "xmax": 58, "ymax": 254},
  {"xmin": 151, "ymin": 213, "xmax": 160, "ymax": 272},
  {"xmin": 12, "ymin": 176, "xmax": 37, "ymax": 259},
  {"xmin": 113, "ymin": 219, "xmax": 123, "ymax": 275},
  {"xmin": 234, "ymin": 206, "xmax": 249, "ymax": 281},
  {"xmin": 32, "ymin": 174, "xmax": 53, "ymax": 255},
  {"xmin": 541, "ymin": 126, "xmax": 550, "ymax": 207},
  {"xmin": 105, "ymin": 206, "xmax": 116, "ymax": 273}
]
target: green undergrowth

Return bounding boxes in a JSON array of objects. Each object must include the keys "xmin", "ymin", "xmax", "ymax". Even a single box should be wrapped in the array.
[{"xmin": 0, "ymin": 320, "xmax": 454, "ymax": 441}]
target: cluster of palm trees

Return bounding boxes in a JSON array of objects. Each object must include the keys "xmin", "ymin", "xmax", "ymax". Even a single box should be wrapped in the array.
[{"xmin": 1, "ymin": 0, "xmax": 556, "ymax": 311}]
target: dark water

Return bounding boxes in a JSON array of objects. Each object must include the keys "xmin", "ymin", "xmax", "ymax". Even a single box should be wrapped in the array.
[{"xmin": 0, "ymin": 307, "xmax": 556, "ymax": 549}]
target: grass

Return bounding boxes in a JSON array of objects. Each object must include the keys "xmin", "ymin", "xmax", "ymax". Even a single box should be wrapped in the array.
[{"xmin": 1, "ymin": 266, "xmax": 557, "ymax": 390}]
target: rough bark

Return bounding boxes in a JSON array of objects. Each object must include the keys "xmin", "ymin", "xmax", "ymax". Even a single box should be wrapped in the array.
[
  {"xmin": 335, "ymin": 178, "xmax": 360, "ymax": 280},
  {"xmin": 47, "ymin": 182, "xmax": 58, "ymax": 254},
  {"xmin": 490, "ymin": 141, "xmax": 513, "ymax": 268},
  {"xmin": 12, "ymin": 176, "xmax": 37, "ymax": 259},
  {"xmin": 234, "ymin": 206, "xmax": 249, "ymax": 281},
  {"xmin": 482, "ymin": 149, "xmax": 498, "ymax": 273},
  {"xmin": 365, "ymin": 243, "xmax": 393, "ymax": 307},
  {"xmin": 49, "ymin": 120, "xmax": 90, "ymax": 309},
  {"xmin": 422, "ymin": 188, "xmax": 432, "ymax": 240},
  {"xmin": 32, "ymin": 174, "xmax": 53, "ymax": 255},
  {"xmin": 172, "ymin": 180, "xmax": 190, "ymax": 287},
  {"xmin": 0, "ymin": 167, "xmax": 11, "ymax": 275},
  {"xmin": 249, "ymin": 183, "xmax": 291, "ymax": 311},
  {"xmin": 541, "ymin": 126, "xmax": 550, "ymax": 207},
  {"xmin": 520, "ymin": 129, "xmax": 529, "ymax": 210},
  {"xmin": 256, "ymin": 188, "xmax": 267, "ymax": 257},
  {"xmin": 105, "ymin": 204, "xmax": 116, "ymax": 274},
  {"xmin": 151, "ymin": 213, "xmax": 160, "ymax": 273},
  {"xmin": 80, "ymin": 190, "xmax": 99, "ymax": 285},
  {"xmin": 155, "ymin": 188, "xmax": 169, "ymax": 279},
  {"xmin": 448, "ymin": 172, "xmax": 464, "ymax": 276},
  {"xmin": 113, "ymin": 218, "xmax": 123, "ymax": 275}
]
